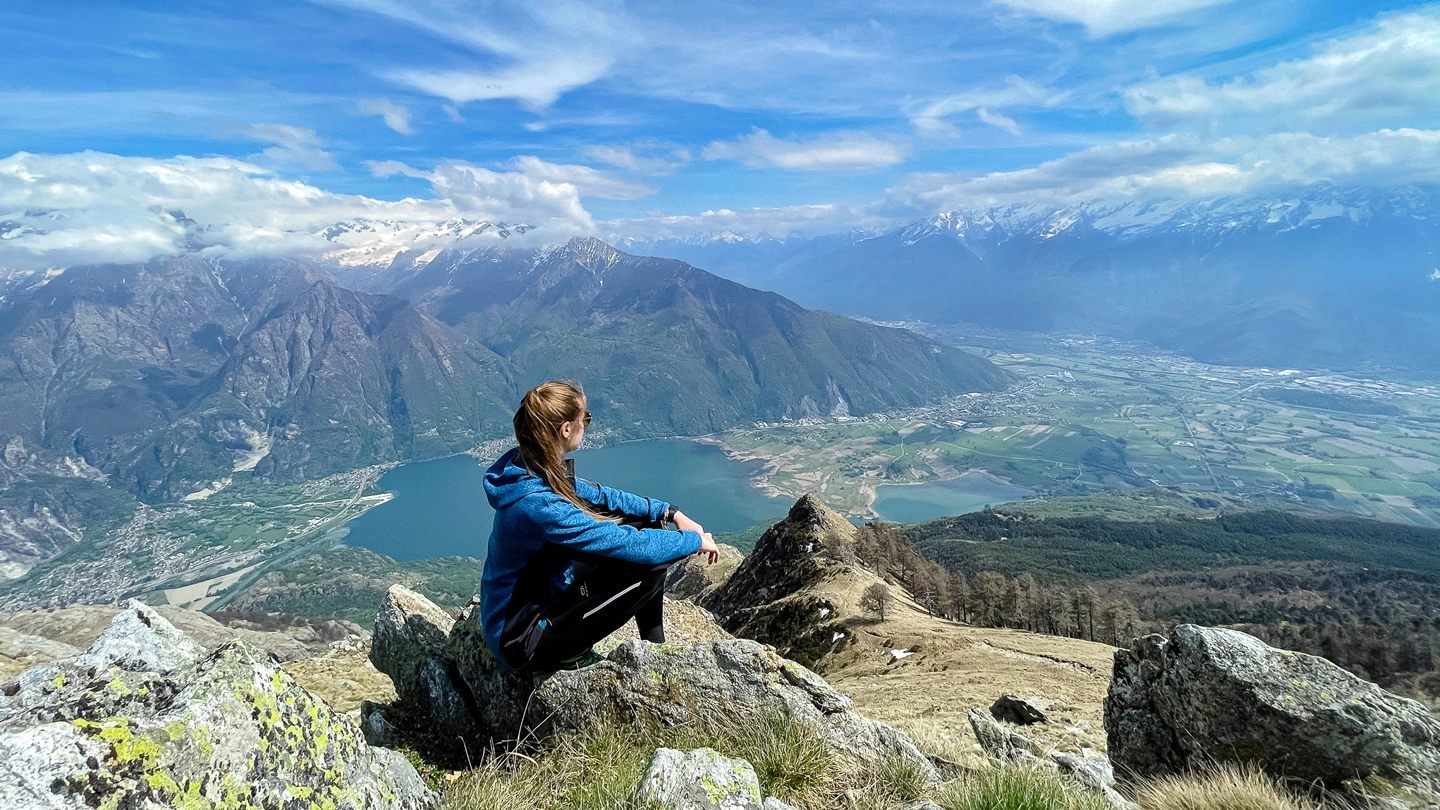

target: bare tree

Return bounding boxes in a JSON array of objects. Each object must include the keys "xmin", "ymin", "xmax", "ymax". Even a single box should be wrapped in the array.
[{"xmin": 861, "ymin": 582, "xmax": 893, "ymax": 623}]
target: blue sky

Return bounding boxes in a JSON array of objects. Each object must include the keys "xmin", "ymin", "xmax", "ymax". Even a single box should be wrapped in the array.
[{"xmin": 2, "ymin": 0, "xmax": 1439, "ymax": 266}]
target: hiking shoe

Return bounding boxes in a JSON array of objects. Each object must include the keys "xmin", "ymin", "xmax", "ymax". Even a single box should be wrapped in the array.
[
  {"xmin": 529, "ymin": 648, "xmax": 605, "ymax": 686},
  {"xmin": 557, "ymin": 647, "xmax": 605, "ymax": 670}
]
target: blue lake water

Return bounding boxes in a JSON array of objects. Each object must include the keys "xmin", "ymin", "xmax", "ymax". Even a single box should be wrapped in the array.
[
  {"xmin": 872, "ymin": 472, "xmax": 1034, "ymax": 524},
  {"xmin": 341, "ymin": 440, "xmax": 1036, "ymax": 562},
  {"xmin": 341, "ymin": 440, "xmax": 792, "ymax": 562}
]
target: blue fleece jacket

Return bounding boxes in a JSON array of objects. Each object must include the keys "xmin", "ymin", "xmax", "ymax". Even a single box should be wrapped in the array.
[{"xmin": 479, "ymin": 446, "xmax": 703, "ymax": 662}]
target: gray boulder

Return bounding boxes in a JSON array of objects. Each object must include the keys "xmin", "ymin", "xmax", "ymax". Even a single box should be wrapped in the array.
[
  {"xmin": 991, "ymin": 694, "xmax": 1047, "ymax": 725},
  {"xmin": 532, "ymin": 639, "xmax": 938, "ymax": 781},
  {"xmin": 967, "ymin": 707, "xmax": 1046, "ymax": 766},
  {"xmin": 74, "ymin": 600, "xmax": 205, "ymax": 675},
  {"xmin": 0, "ymin": 606, "xmax": 437, "ymax": 809},
  {"xmin": 631, "ymin": 747, "xmax": 763, "ymax": 809},
  {"xmin": 368, "ymin": 587, "xmax": 527, "ymax": 760},
  {"xmin": 1105, "ymin": 625, "xmax": 1440, "ymax": 794},
  {"xmin": 1051, "ymin": 750, "xmax": 1132, "ymax": 809}
]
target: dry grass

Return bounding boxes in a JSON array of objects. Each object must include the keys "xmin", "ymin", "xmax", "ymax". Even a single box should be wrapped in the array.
[
  {"xmin": 934, "ymin": 766, "xmax": 1113, "ymax": 810},
  {"xmin": 439, "ymin": 712, "xmax": 857, "ymax": 810},
  {"xmin": 1135, "ymin": 767, "xmax": 1321, "ymax": 810}
]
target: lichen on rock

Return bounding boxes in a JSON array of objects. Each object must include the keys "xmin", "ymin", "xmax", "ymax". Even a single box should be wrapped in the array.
[
  {"xmin": 1105, "ymin": 624, "xmax": 1440, "ymax": 799},
  {"xmin": 0, "ymin": 600, "xmax": 436, "ymax": 810}
]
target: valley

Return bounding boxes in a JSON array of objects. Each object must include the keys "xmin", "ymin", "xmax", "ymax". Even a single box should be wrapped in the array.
[{"xmin": 712, "ymin": 324, "xmax": 1440, "ymax": 527}]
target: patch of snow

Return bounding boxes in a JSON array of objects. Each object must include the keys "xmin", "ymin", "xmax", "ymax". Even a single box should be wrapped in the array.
[{"xmin": 889, "ymin": 649, "xmax": 914, "ymax": 660}]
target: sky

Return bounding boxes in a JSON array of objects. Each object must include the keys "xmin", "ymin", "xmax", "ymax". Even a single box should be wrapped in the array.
[{"xmin": 2, "ymin": 0, "xmax": 1439, "ymax": 267}]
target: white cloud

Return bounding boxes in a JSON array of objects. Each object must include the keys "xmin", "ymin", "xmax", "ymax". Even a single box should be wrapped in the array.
[
  {"xmin": 505, "ymin": 156, "xmax": 656, "ymax": 200},
  {"xmin": 315, "ymin": 0, "xmax": 623, "ymax": 110},
  {"xmin": 0, "ymin": 150, "xmax": 621, "ymax": 269},
  {"xmin": 1126, "ymin": 9, "xmax": 1440, "ymax": 130},
  {"xmin": 885, "ymin": 128, "xmax": 1440, "ymax": 212},
  {"xmin": 911, "ymin": 77, "xmax": 1059, "ymax": 137},
  {"xmin": 386, "ymin": 55, "xmax": 612, "ymax": 110},
  {"xmin": 603, "ymin": 203, "xmax": 884, "ymax": 242},
  {"xmin": 702, "ymin": 129, "xmax": 907, "ymax": 171},
  {"xmin": 357, "ymin": 97, "xmax": 415, "ymax": 134},
  {"xmin": 582, "ymin": 141, "xmax": 691, "ymax": 175},
  {"xmin": 976, "ymin": 109, "xmax": 1022, "ymax": 136},
  {"xmin": 993, "ymin": 0, "xmax": 1237, "ymax": 37},
  {"xmin": 236, "ymin": 123, "xmax": 339, "ymax": 171},
  {"xmin": 442, "ymin": 104, "xmax": 464, "ymax": 123}
]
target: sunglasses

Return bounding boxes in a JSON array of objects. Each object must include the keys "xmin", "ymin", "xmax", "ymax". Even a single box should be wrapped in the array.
[{"xmin": 580, "ymin": 410, "xmax": 593, "ymax": 427}]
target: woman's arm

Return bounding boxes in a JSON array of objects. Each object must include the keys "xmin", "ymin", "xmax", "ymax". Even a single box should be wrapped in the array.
[
  {"xmin": 573, "ymin": 478, "xmax": 670, "ymax": 525},
  {"xmin": 527, "ymin": 491, "xmax": 701, "ymax": 564}
]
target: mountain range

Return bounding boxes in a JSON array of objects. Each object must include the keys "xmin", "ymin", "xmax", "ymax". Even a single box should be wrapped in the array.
[
  {"xmin": 0, "ymin": 239, "xmax": 1005, "ymax": 580},
  {"xmin": 622, "ymin": 185, "xmax": 1440, "ymax": 376}
]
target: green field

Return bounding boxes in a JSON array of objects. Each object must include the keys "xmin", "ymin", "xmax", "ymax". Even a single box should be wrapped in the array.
[{"xmin": 713, "ymin": 329, "xmax": 1440, "ymax": 528}]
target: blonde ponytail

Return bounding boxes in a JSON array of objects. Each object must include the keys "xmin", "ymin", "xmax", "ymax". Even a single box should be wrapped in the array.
[{"xmin": 512, "ymin": 380, "xmax": 617, "ymax": 522}]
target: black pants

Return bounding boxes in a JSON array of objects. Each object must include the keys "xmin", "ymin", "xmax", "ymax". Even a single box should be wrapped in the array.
[{"xmin": 499, "ymin": 551, "xmax": 672, "ymax": 672}]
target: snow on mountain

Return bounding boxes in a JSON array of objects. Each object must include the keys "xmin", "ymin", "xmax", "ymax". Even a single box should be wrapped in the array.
[
  {"xmin": 318, "ymin": 218, "xmax": 533, "ymax": 268},
  {"xmin": 891, "ymin": 186, "xmax": 1437, "ymax": 247}
]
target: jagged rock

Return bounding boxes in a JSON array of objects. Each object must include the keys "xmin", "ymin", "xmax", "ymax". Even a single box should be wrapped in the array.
[
  {"xmin": 596, "ymin": 597, "xmax": 735, "ymax": 654},
  {"xmin": 666, "ymin": 542, "xmax": 744, "ymax": 602},
  {"xmin": 1105, "ymin": 625, "xmax": 1440, "ymax": 795},
  {"xmin": 74, "ymin": 600, "xmax": 205, "ymax": 675},
  {"xmin": 0, "ymin": 606, "xmax": 437, "ymax": 809},
  {"xmin": 991, "ymin": 694, "xmax": 1048, "ymax": 725},
  {"xmin": 967, "ymin": 707, "xmax": 1047, "ymax": 766},
  {"xmin": 369, "ymin": 585, "xmax": 485, "ymax": 761},
  {"xmin": 371, "ymin": 584, "xmax": 456, "ymax": 700},
  {"xmin": 0, "ymin": 596, "xmax": 359, "ymax": 664},
  {"xmin": 532, "ymin": 638, "xmax": 939, "ymax": 781},
  {"xmin": 631, "ymin": 747, "xmax": 763, "ymax": 809},
  {"xmin": 0, "ymin": 603, "xmax": 203, "ymax": 733},
  {"xmin": 701, "ymin": 496, "xmax": 859, "ymax": 666},
  {"xmin": 1051, "ymin": 750, "xmax": 1132, "ymax": 809}
]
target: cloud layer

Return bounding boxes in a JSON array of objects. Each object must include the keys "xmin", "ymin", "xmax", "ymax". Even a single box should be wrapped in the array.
[{"xmin": 0, "ymin": 152, "xmax": 656, "ymax": 268}]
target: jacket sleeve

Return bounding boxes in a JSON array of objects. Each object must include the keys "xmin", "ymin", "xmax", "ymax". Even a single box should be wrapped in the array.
[
  {"xmin": 573, "ymin": 478, "xmax": 670, "ymax": 524},
  {"xmin": 523, "ymin": 491, "xmax": 700, "ymax": 564}
]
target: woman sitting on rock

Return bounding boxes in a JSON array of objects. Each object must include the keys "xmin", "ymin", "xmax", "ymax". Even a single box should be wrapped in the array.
[{"xmin": 480, "ymin": 380, "xmax": 719, "ymax": 675}]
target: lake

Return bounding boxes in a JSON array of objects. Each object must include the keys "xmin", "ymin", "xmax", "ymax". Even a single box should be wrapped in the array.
[
  {"xmin": 341, "ymin": 440, "xmax": 1036, "ymax": 562},
  {"xmin": 341, "ymin": 440, "xmax": 792, "ymax": 562},
  {"xmin": 872, "ymin": 472, "xmax": 1034, "ymax": 524}
]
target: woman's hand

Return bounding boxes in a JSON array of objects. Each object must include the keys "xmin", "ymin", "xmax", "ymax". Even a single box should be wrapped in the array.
[{"xmin": 698, "ymin": 532, "xmax": 719, "ymax": 565}]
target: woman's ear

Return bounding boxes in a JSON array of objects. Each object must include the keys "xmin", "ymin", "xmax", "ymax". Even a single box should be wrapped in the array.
[{"xmin": 559, "ymin": 421, "xmax": 572, "ymax": 441}]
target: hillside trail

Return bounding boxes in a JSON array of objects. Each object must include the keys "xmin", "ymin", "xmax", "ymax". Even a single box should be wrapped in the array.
[{"xmin": 815, "ymin": 569, "xmax": 1116, "ymax": 766}]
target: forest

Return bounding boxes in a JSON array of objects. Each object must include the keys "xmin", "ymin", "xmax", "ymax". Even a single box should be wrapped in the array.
[{"xmin": 851, "ymin": 511, "xmax": 1440, "ymax": 703}]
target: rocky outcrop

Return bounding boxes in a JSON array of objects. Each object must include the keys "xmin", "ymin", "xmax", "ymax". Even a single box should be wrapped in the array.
[
  {"xmin": 367, "ymin": 584, "xmax": 937, "ymax": 781},
  {"xmin": 631, "ymin": 747, "xmax": 765, "ymax": 810},
  {"xmin": 1105, "ymin": 624, "xmax": 1440, "ymax": 796},
  {"xmin": 534, "ymin": 638, "xmax": 938, "ymax": 780},
  {"xmin": 701, "ymin": 496, "xmax": 859, "ymax": 667},
  {"xmin": 968, "ymin": 706, "xmax": 1131, "ymax": 808},
  {"xmin": 0, "ymin": 600, "xmax": 436, "ymax": 809},
  {"xmin": 967, "ymin": 707, "xmax": 1044, "ymax": 765},
  {"xmin": 0, "ymin": 602, "xmax": 361, "ymax": 666},
  {"xmin": 991, "ymin": 694, "xmax": 1048, "ymax": 725},
  {"xmin": 666, "ymin": 542, "xmax": 744, "ymax": 602}
]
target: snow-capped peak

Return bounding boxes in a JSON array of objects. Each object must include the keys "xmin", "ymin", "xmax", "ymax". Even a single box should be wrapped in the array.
[{"xmin": 319, "ymin": 217, "xmax": 534, "ymax": 268}]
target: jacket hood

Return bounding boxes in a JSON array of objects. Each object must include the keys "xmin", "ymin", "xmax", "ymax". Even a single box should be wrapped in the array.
[{"xmin": 484, "ymin": 447, "xmax": 550, "ymax": 509}]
